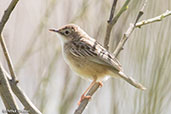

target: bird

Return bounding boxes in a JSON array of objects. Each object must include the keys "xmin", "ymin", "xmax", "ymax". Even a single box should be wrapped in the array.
[{"xmin": 49, "ymin": 24, "xmax": 146, "ymax": 104}]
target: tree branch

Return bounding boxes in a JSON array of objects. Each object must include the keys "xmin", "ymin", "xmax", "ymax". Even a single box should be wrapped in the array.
[
  {"xmin": 0, "ymin": 64, "xmax": 19, "ymax": 114},
  {"xmin": 0, "ymin": 0, "xmax": 19, "ymax": 33},
  {"xmin": 108, "ymin": 0, "xmax": 118, "ymax": 23},
  {"xmin": 0, "ymin": 0, "xmax": 42, "ymax": 113},
  {"xmin": 0, "ymin": 0, "xmax": 19, "ymax": 82},
  {"xmin": 104, "ymin": 0, "xmax": 130, "ymax": 49},
  {"xmin": 1, "ymin": 66, "xmax": 42, "ymax": 114},
  {"xmin": 113, "ymin": 0, "xmax": 147, "ymax": 56},
  {"xmin": 74, "ymin": 83, "xmax": 100, "ymax": 114},
  {"xmin": 136, "ymin": 10, "xmax": 171, "ymax": 28},
  {"xmin": 0, "ymin": 35, "xmax": 17, "ymax": 82},
  {"xmin": 113, "ymin": 11, "xmax": 171, "ymax": 57}
]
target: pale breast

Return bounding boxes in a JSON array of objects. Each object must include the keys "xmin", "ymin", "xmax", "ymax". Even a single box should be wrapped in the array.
[{"xmin": 63, "ymin": 49, "xmax": 112, "ymax": 80}]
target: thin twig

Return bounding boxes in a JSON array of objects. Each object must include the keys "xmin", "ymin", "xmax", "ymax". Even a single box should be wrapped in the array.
[
  {"xmin": 104, "ymin": 0, "xmax": 130, "ymax": 49},
  {"xmin": 0, "ymin": 0, "xmax": 19, "ymax": 33},
  {"xmin": 0, "ymin": 35, "xmax": 18, "ymax": 82},
  {"xmin": 113, "ymin": 0, "xmax": 147, "ymax": 57},
  {"xmin": 136, "ymin": 10, "xmax": 171, "ymax": 28},
  {"xmin": 113, "ymin": 23, "xmax": 134, "ymax": 56},
  {"xmin": 74, "ymin": 83, "xmax": 100, "ymax": 114},
  {"xmin": 134, "ymin": 0, "xmax": 147, "ymax": 24},
  {"xmin": 0, "ymin": 0, "xmax": 19, "ymax": 82},
  {"xmin": 113, "ymin": 10, "xmax": 171, "ymax": 56},
  {"xmin": 108, "ymin": 0, "xmax": 118, "ymax": 23},
  {"xmin": 1, "ymin": 67, "xmax": 42, "ymax": 114},
  {"xmin": 0, "ymin": 64, "xmax": 19, "ymax": 114},
  {"xmin": 10, "ymin": 81, "xmax": 42, "ymax": 114}
]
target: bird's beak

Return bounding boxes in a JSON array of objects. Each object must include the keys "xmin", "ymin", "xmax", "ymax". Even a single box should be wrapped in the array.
[{"xmin": 49, "ymin": 28, "xmax": 59, "ymax": 33}]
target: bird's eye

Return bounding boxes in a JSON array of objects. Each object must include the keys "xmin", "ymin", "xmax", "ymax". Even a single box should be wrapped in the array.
[{"xmin": 64, "ymin": 29, "xmax": 71, "ymax": 35}]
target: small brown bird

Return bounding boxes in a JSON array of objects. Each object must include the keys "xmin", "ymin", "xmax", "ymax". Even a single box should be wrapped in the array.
[{"xmin": 49, "ymin": 24, "xmax": 146, "ymax": 104}]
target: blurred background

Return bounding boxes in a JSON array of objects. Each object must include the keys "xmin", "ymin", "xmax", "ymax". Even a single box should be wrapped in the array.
[{"xmin": 0, "ymin": 0, "xmax": 171, "ymax": 114}]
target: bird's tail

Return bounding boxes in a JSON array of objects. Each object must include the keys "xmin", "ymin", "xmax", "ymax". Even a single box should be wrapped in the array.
[{"xmin": 118, "ymin": 71, "xmax": 146, "ymax": 90}]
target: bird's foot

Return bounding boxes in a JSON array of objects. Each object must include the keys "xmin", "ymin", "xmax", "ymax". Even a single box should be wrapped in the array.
[
  {"xmin": 77, "ymin": 94, "xmax": 91, "ymax": 105},
  {"xmin": 98, "ymin": 81, "xmax": 103, "ymax": 87}
]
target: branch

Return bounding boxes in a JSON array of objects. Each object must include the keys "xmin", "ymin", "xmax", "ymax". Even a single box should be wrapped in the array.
[
  {"xmin": 0, "ymin": 0, "xmax": 42, "ymax": 113},
  {"xmin": 113, "ymin": 23, "xmax": 134, "ymax": 56},
  {"xmin": 113, "ymin": 0, "xmax": 147, "ymax": 57},
  {"xmin": 0, "ymin": 35, "xmax": 17, "ymax": 82},
  {"xmin": 104, "ymin": 0, "xmax": 130, "ymax": 49},
  {"xmin": 136, "ymin": 10, "xmax": 171, "ymax": 28},
  {"xmin": 0, "ymin": 0, "xmax": 19, "ymax": 33},
  {"xmin": 108, "ymin": 0, "xmax": 118, "ymax": 23},
  {"xmin": 1, "ymin": 67, "xmax": 42, "ymax": 114},
  {"xmin": 0, "ymin": 0, "xmax": 19, "ymax": 82},
  {"xmin": 114, "ymin": 10, "xmax": 171, "ymax": 56},
  {"xmin": 0, "ymin": 64, "xmax": 19, "ymax": 114},
  {"xmin": 74, "ymin": 83, "xmax": 100, "ymax": 114}
]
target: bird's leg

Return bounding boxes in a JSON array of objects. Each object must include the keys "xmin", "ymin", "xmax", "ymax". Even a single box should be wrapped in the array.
[
  {"xmin": 78, "ymin": 80, "xmax": 96, "ymax": 105},
  {"xmin": 78, "ymin": 80, "xmax": 103, "ymax": 105},
  {"xmin": 98, "ymin": 81, "xmax": 103, "ymax": 87}
]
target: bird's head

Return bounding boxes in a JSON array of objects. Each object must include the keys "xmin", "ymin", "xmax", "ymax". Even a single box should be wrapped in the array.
[{"xmin": 49, "ymin": 24, "xmax": 88, "ymax": 44}]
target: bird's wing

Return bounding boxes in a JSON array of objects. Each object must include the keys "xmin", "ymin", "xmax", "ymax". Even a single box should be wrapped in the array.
[{"xmin": 69, "ymin": 38, "xmax": 122, "ymax": 71}]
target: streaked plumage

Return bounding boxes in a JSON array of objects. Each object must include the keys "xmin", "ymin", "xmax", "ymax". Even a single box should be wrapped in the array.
[{"xmin": 49, "ymin": 24, "xmax": 146, "ymax": 90}]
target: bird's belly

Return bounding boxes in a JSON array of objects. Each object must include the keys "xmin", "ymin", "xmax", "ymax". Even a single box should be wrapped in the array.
[{"xmin": 64, "ymin": 53, "xmax": 111, "ymax": 80}]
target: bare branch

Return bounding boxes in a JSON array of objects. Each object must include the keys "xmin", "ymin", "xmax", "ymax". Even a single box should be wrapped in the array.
[
  {"xmin": 1, "ymin": 67, "xmax": 42, "ymax": 114},
  {"xmin": 74, "ymin": 83, "xmax": 100, "ymax": 114},
  {"xmin": 0, "ymin": 0, "xmax": 42, "ymax": 113},
  {"xmin": 136, "ymin": 10, "xmax": 171, "ymax": 28},
  {"xmin": 108, "ymin": 0, "xmax": 118, "ymax": 23},
  {"xmin": 0, "ymin": 0, "xmax": 19, "ymax": 82},
  {"xmin": 113, "ymin": 23, "xmax": 134, "ymax": 56},
  {"xmin": 134, "ymin": 0, "xmax": 147, "ymax": 24},
  {"xmin": 0, "ymin": 35, "xmax": 18, "ymax": 82},
  {"xmin": 0, "ymin": 0, "xmax": 19, "ymax": 33},
  {"xmin": 113, "ymin": 0, "xmax": 148, "ymax": 57},
  {"xmin": 104, "ymin": 0, "xmax": 130, "ymax": 49},
  {"xmin": 0, "ymin": 64, "xmax": 19, "ymax": 114},
  {"xmin": 10, "ymin": 81, "xmax": 42, "ymax": 114},
  {"xmin": 114, "ymin": 10, "xmax": 171, "ymax": 57}
]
